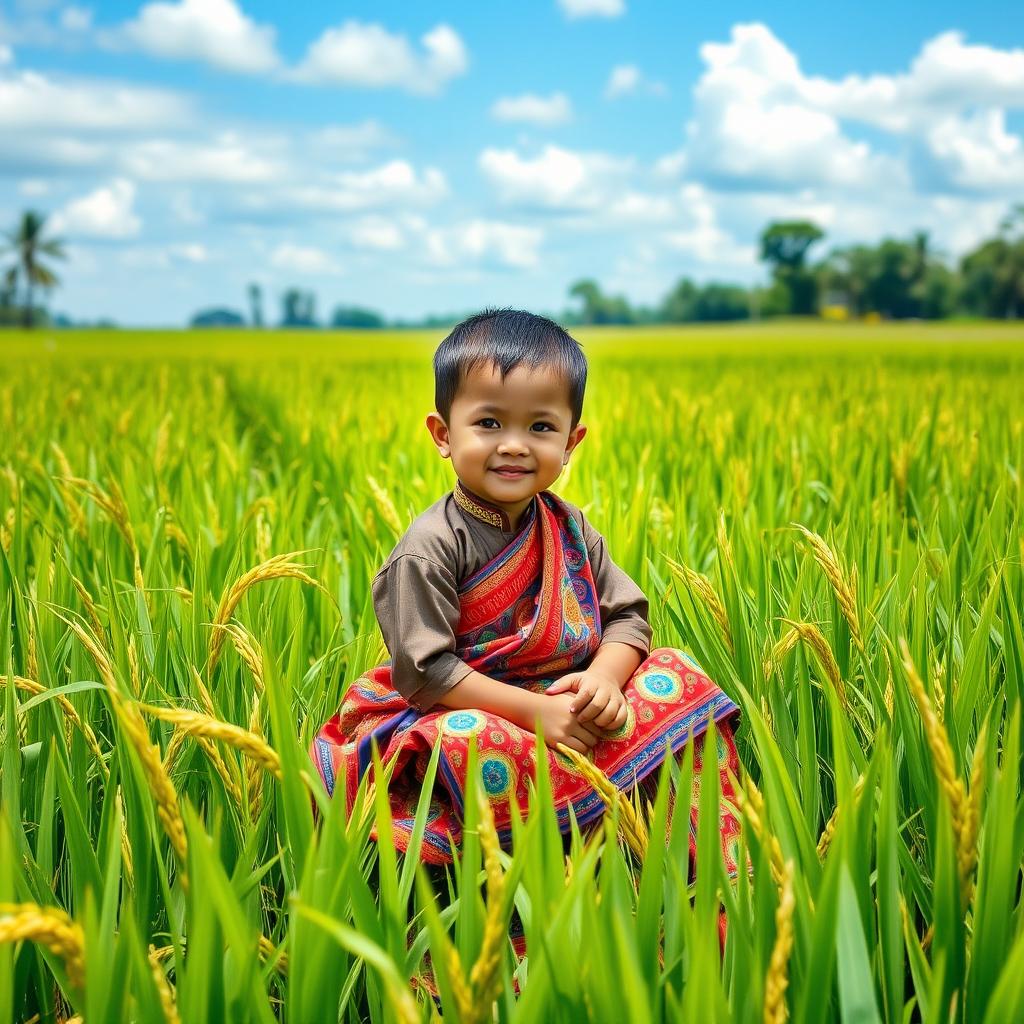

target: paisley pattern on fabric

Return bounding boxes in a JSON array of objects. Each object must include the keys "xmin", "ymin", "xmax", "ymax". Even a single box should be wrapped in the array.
[{"xmin": 310, "ymin": 489, "xmax": 742, "ymax": 868}]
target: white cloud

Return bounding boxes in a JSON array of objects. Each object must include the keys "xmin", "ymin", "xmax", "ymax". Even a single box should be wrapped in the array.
[
  {"xmin": 558, "ymin": 0, "xmax": 625, "ymax": 19},
  {"xmin": 171, "ymin": 242, "xmax": 208, "ymax": 262},
  {"xmin": 18, "ymin": 178, "xmax": 51, "ymax": 196},
  {"xmin": 605, "ymin": 65, "xmax": 639, "ymax": 98},
  {"xmin": 479, "ymin": 144, "xmax": 633, "ymax": 211},
  {"xmin": 349, "ymin": 217, "xmax": 405, "ymax": 251},
  {"xmin": 682, "ymin": 24, "xmax": 908, "ymax": 191},
  {"xmin": 293, "ymin": 21, "xmax": 467, "ymax": 94},
  {"xmin": 604, "ymin": 64, "xmax": 667, "ymax": 99},
  {"xmin": 121, "ymin": 134, "xmax": 287, "ymax": 183},
  {"xmin": 279, "ymin": 160, "xmax": 447, "ymax": 212},
  {"xmin": 422, "ymin": 220, "xmax": 544, "ymax": 269},
  {"xmin": 270, "ymin": 243, "xmax": 340, "ymax": 275},
  {"xmin": 308, "ymin": 121, "xmax": 400, "ymax": 161},
  {"xmin": 0, "ymin": 69, "xmax": 190, "ymax": 132},
  {"xmin": 51, "ymin": 178, "xmax": 141, "ymax": 238},
  {"xmin": 60, "ymin": 6, "xmax": 92, "ymax": 32},
  {"xmin": 114, "ymin": 0, "xmax": 279, "ymax": 75},
  {"xmin": 922, "ymin": 109, "xmax": 1024, "ymax": 191},
  {"xmin": 663, "ymin": 184, "xmax": 757, "ymax": 266},
  {"xmin": 491, "ymin": 92, "xmax": 572, "ymax": 126}
]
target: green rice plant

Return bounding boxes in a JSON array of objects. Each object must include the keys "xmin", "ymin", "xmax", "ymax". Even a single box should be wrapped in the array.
[{"xmin": 0, "ymin": 322, "xmax": 1022, "ymax": 1020}]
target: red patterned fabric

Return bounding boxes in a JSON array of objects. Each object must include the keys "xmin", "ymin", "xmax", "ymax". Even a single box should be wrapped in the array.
[{"xmin": 310, "ymin": 489, "xmax": 742, "ymax": 867}]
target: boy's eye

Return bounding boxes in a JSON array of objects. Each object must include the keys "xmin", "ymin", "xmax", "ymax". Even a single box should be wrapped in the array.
[
  {"xmin": 531, "ymin": 422, "xmax": 555, "ymax": 432},
  {"xmin": 476, "ymin": 417, "xmax": 499, "ymax": 428}
]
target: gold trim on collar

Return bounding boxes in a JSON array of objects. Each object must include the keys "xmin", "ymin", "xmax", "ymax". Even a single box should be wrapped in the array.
[{"xmin": 454, "ymin": 480, "xmax": 512, "ymax": 531}]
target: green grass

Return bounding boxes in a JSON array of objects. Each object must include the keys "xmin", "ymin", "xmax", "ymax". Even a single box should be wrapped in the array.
[{"xmin": 1, "ymin": 321, "xmax": 1022, "ymax": 1022}]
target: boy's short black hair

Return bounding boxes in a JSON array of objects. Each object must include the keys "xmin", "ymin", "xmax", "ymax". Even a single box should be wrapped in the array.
[{"xmin": 434, "ymin": 307, "xmax": 587, "ymax": 427}]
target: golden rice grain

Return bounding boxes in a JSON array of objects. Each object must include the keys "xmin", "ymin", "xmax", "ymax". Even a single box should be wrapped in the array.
[
  {"xmin": 14, "ymin": 675, "xmax": 106, "ymax": 772},
  {"xmin": 555, "ymin": 743, "xmax": 649, "ymax": 859},
  {"xmin": 899, "ymin": 638, "xmax": 976, "ymax": 912},
  {"xmin": 665, "ymin": 556, "xmax": 734, "ymax": 653},
  {"xmin": 816, "ymin": 771, "xmax": 867, "ymax": 858},
  {"xmin": 147, "ymin": 944, "xmax": 180, "ymax": 1024},
  {"xmin": 791, "ymin": 523, "xmax": 864, "ymax": 652},
  {"xmin": 763, "ymin": 859, "xmax": 795, "ymax": 1024},
  {"xmin": 208, "ymin": 552, "xmax": 324, "ymax": 673},
  {"xmin": 139, "ymin": 704, "xmax": 282, "ymax": 781},
  {"xmin": 467, "ymin": 787, "xmax": 506, "ymax": 1017},
  {"xmin": 56, "ymin": 613, "xmax": 188, "ymax": 878},
  {"xmin": 774, "ymin": 619, "xmax": 847, "ymax": 709},
  {"xmin": 0, "ymin": 903, "xmax": 86, "ymax": 992}
]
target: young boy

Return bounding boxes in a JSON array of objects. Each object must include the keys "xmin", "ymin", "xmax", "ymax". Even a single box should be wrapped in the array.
[{"xmin": 310, "ymin": 308, "xmax": 742, "ymax": 875}]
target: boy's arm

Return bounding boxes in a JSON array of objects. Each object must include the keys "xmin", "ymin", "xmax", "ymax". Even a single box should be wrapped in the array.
[
  {"xmin": 431, "ymin": 669, "xmax": 545, "ymax": 731},
  {"xmin": 585, "ymin": 640, "xmax": 644, "ymax": 690}
]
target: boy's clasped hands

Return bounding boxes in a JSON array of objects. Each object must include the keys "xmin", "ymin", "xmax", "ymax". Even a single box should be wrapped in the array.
[{"xmin": 537, "ymin": 668, "xmax": 628, "ymax": 754}]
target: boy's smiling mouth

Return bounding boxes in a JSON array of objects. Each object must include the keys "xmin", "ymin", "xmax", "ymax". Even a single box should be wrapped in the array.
[{"xmin": 490, "ymin": 466, "xmax": 533, "ymax": 478}]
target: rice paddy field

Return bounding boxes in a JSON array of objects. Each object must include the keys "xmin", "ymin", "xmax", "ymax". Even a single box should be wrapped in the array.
[{"xmin": 1, "ymin": 320, "xmax": 1023, "ymax": 1022}]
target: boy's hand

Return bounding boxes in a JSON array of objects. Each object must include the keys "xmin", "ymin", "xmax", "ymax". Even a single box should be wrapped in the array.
[{"xmin": 545, "ymin": 669, "xmax": 628, "ymax": 732}]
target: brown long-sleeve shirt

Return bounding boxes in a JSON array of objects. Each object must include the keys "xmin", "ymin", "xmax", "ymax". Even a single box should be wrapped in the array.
[{"xmin": 371, "ymin": 483, "xmax": 652, "ymax": 712}]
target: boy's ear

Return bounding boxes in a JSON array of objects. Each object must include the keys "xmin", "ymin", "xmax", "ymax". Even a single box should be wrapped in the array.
[
  {"xmin": 425, "ymin": 412, "xmax": 451, "ymax": 458},
  {"xmin": 563, "ymin": 423, "xmax": 587, "ymax": 464}
]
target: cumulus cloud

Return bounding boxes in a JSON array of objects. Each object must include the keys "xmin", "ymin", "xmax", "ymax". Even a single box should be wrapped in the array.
[
  {"xmin": 669, "ymin": 23, "xmax": 1024, "ymax": 196},
  {"xmin": 51, "ymin": 178, "xmax": 141, "ymax": 238},
  {"xmin": 59, "ymin": 6, "xmax": 92, "ymax": 32},
  {"xmin": 681, "ymin": 24, "xmax": 908, "ymax": 191},
  {"xmin": 270, "ymin": 243, "xmax": 341, "ymax": 275},
  {"xmin": 491, "ymin": 92, "xmax": 572, "ymax": 126},
  {"xmin": 349, "ymin": 217, "xmax": 405, "ymax": 251},
  {"xmin": 604, "ymin": 64, "xmax": 667, "ymax": 99},
  {"xmin": 112, "ymin": 0, "xmax": 279, "ymax": 74},
  {"xmin": 120, "ymin": 134, "xmax": 287, "ymax": 183},
  {"xmin": 558, "ymin": 0, "xmax": 625, "ymax": 19},
  {"xmin": 276, "ymin": 160, "xmax": 447, "ymax": 213},
  {"xmin": 479, "ymin": 144, "xmax": 634, "ymax": 211},
  {"xmin": 663, "ymin": 184, "xmax": 758, "ymax": 266},
  {"xmin": 293, "ymin": 21, "xmax": 467, "ymax": 94},
  {"xmin": 0, "ymin": 69, "xmax": 191, "ymax": 132}
]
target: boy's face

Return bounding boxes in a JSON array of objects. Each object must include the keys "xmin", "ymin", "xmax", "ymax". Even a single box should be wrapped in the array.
[{"xmin": 426, "ymin": 360, "xmax": 587, "ymax": 525}]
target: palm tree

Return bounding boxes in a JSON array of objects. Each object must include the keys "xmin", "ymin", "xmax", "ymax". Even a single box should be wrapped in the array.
[{"xmin": 3, "ymin": 210, "xmax": 66, "ymax": 328}]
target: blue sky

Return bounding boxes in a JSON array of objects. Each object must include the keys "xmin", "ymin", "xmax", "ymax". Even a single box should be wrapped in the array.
[{"xmin": 2, "ymin": 0, "xmax": 1022, "ymax": 325}]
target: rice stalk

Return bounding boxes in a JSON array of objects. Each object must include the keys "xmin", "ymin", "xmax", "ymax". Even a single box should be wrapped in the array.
[
  {"xmin": 466, "ymin": 786, "xmax": 506, "ymax": 1019},
  {"xmin": 211, "ymin": 622, "xmax": 266, "ymax": 692},
  {"xmin": 555, "ymin": 743, "xmax": 649, "ymax": 859},
  {"xmin": 366, "ymin": 475, "xmax": 403, "ymax": 535},
  {"xmin": 54, "ymin": 611, "xmax": 189, "ymax": 878},
  {"xmin": 774, "ymin": 619, "xmax": 848, "ymax": 710},
  {"xmin": 207, "ymin": 552, "xmax": 324, "ymax": 673},
  {"xmin": 147, "ymin": 944, "xmax": 180, "ymax": 1024},
  {"xmin": 13, "ymin": 675, "xmax": 107, "ymax": 774},
  {"xmin": 139, "ymin": 704, "xmax": 282, "ymax": 781},
  {"xmin": 0, "ymin": 903, "xmax": 86, "ymax": 993},
  {"xmin": 791, "ymin": 523, "xmax": 864, "ymax": 652},
  {"xmin": 60, "ymin": 475, "xmax": 145, "ymax": 594},
  {"xmin": 898, "ymin": 638, "xmax": 977, "ymax": 912},
  {"xmin": 816, "ymin": 771, "xmax": 867, "ymax": 858},
  {"xmin": 731, "ymin": 769, "xmax": 787, "ymax": 889},
  {"xmin": 665, "ymin": 556, "xmax": 734, "ymax": 653},
  {"xmin": 763, "ymin": 859, "xmax": 795, "ymax": 1024},
  {"xmin": 48, "ymin": 442, "xmax": 87, "ymax": 538}
]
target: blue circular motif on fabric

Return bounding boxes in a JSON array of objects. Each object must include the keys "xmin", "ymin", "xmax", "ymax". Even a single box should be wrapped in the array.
[
  {"xmin": 645, "ymin": 672, "xmax": 676, "ymax": 695},
  {"xmin": 481, "ymin": 758, "xmax": 509, "ymax": 795},
  {"xmin": 448, "ymin": 712, "xmax": 479, "ymax": 730}
]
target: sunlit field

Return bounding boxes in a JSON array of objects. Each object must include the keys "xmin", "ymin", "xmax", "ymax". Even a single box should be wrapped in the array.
[{"xmin": 1, "ymin": 321, "xmax": 1022, "ymax": 1022}]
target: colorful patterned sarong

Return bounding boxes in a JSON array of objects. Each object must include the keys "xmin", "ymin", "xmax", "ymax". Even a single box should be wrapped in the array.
[{"xmin": 310, "ymin": 490, "xmax": 743, "ymax": 872}]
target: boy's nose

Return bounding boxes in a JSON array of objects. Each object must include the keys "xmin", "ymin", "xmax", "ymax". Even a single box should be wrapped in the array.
[{"xmin": 496, "ymin": 435, "xmax": 529, "ymax": 455}]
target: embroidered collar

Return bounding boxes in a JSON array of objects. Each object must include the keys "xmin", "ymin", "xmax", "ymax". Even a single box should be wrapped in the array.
[{"xmin": 454, "ymin": 480, "xmax": 535, "ymax": 532}]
